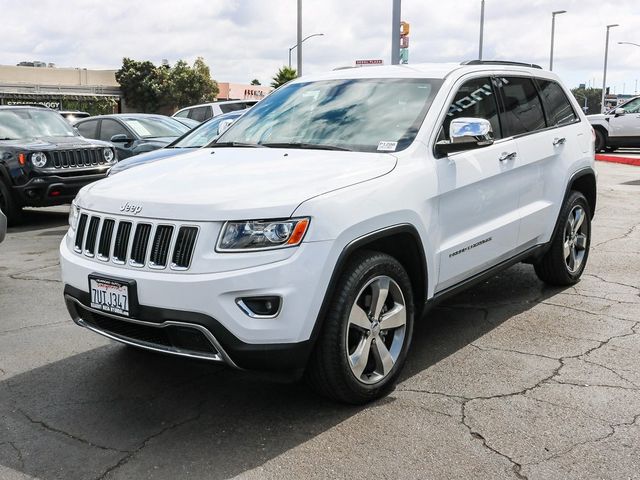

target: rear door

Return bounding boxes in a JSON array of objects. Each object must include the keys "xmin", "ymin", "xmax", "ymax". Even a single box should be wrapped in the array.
[{"xmin": 434, "ymin": 76, "xmax": 521, "ymax": 292}]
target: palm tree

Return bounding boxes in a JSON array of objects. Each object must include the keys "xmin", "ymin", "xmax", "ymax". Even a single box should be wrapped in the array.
[{"xmin": 271, "ymin": 66, "xmax": 297, "ymax": 89}]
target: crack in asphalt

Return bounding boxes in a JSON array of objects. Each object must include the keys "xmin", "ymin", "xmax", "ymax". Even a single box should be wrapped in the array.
[
  {"xmin": 93, "ymin": 401, "xmax": 207, "ymax": 480},
  {"xmin": 583, "ymin": 273, "xmax": 640, "ymax": 292},
  {"xmin": 592, "ymin": 223, "xmax": 640, "ymax": 249},
  {"xmin": 540, "ymin": 300, "xmax": 636, "ymax": 324},
  {"xmin": 18, "ymin": 409, "xmax": 131, "ymax": 455},
  {"xmin": 4, "ymin": 442, "xmax": 25, "ymax": 470},
  {"xmin": 580, "ymin": 358, "xmax": 640, "ymax": 388}
]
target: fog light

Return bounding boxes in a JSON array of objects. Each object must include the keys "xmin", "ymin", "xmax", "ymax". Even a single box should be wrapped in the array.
[{"xmin": 236, "ymin": 296, "xmax": 281, "ymax": 318}]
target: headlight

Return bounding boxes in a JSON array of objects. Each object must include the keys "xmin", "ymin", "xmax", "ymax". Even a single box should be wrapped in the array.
[
  {"xmin": 31, "ymin": 152, "xmax": 48, "ymax": 168},
  {"xmin": 103, "ymin": 148, "xmax": 115, "ymax": 162},
  {"xmin": 68, "ymin": 203, "xmax": 80, "ymax": 230},
  {"xmin": 217, "ymin": 218, "xmax": 310, "ymax": 251}
]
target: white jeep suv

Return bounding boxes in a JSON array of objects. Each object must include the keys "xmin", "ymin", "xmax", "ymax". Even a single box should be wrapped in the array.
[
  {"xmin": 60, "ymin": 61, "xmax": 596, "ymax": 404},
  {"xmin": 588, "ymin": 95, "xmax": 640, "ymax": 151}
]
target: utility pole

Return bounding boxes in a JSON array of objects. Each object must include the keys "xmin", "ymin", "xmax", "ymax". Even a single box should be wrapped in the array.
[
  {"xmin": 549, "ymin": 10, "xmax": 566, "ymax": 71},
  {"xmin": 297, "ymin": 0, "xmax": 302, "ymax": 77},
  {"xmin": 479, "ymin": 0, "xmax": 485, "ymax": 60},
  {"xmin": 391, "ymin": 0, "xmax": 401, "ymax": 65},
  {"xmin": 601, "ymin": 24, "xmax": 619, "ymax": 112}
]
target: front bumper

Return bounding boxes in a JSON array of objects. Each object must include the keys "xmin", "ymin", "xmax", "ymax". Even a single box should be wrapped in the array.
[
  {"xmin": 13, "ymin": 172, "xmax": 107, "ymax": 207},
  {"xmin": 60, "ymin": 237, "xmax": 336, "ymax": 371}
]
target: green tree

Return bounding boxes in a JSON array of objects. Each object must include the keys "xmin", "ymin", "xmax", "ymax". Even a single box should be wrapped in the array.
[
  {"xmin": 250, "ymin": 78, "xmax": 261, "ymax": 85},
  {"xmin": 115, "ymin": 58, "xmax": 168, "ymax": 112},
  {"xmin": 115, "ymin": 57, "xmax": 219, "ymax": 113},
  {"xmin": 168, "ymin": 57, "xmax": 219, "ymax": 110},
  {"xmin": 270, "ymin": 66, "xmax": 297, "ymax": 89},
  {"xmin": 571, "ymin": 87, "xmax": 602, "ymax": 115}
]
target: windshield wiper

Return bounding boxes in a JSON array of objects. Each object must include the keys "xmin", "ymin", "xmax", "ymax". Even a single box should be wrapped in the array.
[
  {"xmin": 0, "ymin": 138, "xmax": 16, "ymax": 141},
  {"xmin": 261, "ymin": 142, "xmax": 352, "ymax": 151},
  {"xmin": 210, "ymin": 141, "xmax": 266, "ymax": 148}
]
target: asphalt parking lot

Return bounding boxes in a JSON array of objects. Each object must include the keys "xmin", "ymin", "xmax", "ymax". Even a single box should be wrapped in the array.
[{"xmin": 0, "ymin": 161, "xmax": 639, "ymax": 480}]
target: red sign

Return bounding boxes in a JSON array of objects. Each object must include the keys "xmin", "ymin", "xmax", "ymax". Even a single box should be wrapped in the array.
[{"xmin": 355, "ymin": 59, "xmax": 383, "ymax": 66}]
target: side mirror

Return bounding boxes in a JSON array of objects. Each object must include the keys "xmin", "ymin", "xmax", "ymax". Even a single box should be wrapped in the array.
[
  {"xmin": 217, "ymin": 119, "xmax": 235, "ymax": 136},
  {"xmin": 614, "ymin": 107, "xmax": 626, "ymax": 116},
  {"xmin": 435, "ymin": 117, "xmax": 494, "ymax": 156},
  {"xmin": 110, "ymin": 134, "xmax": 132, "ymax": 143}
]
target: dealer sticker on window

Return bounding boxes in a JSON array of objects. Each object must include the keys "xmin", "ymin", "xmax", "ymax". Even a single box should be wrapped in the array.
[{"xmin": 377, "ymin": 141, "xmax": 398, "ymax": 151}]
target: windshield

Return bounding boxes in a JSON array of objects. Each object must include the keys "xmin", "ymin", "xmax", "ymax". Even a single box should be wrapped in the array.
[
  {"xmin": 173, "ymin": 113, "xmax": 241, "ymax": 148},
  {"xmin": 216, "ymin": 78, "xmax": 442, "ymax": 152},
  {"xmin": 122, "ymin": 117, "xmax": 189, "ymax": 139},
  {"xmin": 0, "ymin": 109, "xmax": 77, "ymax": 140}
]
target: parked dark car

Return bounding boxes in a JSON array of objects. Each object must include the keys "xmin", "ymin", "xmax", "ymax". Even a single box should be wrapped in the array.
[
  {"xmin": 0, "ymin": 106, "xmax": 116, "ymax": 224},
  {"xmin": 73, "ymin": 114, "xmax": 189, "ymax": 160},
  {"xmin": 108, "ymin": 109, "xmax": 246, "ymax": 176}
]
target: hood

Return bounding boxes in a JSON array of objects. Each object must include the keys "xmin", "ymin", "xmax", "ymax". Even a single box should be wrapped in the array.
[
  {"xmin": 109, "ymin": 148, "xmax": 192, "ymax": 175},
  {"xmin": 77, "ymin": 147, "xmax": 397, "ymax": 220},
  {"xmin": 0, "ymin": 135, "xmax": 111, "ymax": 150}
]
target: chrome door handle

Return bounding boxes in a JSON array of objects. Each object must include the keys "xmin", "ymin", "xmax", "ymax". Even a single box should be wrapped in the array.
[
  {"xmin": 498, "ymin": 151, "xmax": 517, "ymax": 162},
  {"xmin": 553, "ymin": 137, "xmax": 566, "ymax": 146}
]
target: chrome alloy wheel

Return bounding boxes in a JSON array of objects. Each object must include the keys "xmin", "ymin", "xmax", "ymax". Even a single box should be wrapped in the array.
[
  {"xmin": 346, "ymin": 275, "xmax": 407, "ymax": 385},
  {"xmin": 564, "ymin": 205, "xmax": 588, "ymax": 273}
]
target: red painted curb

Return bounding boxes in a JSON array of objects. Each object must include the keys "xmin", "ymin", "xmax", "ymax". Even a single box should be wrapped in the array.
[{"xmin": 595, "ymin": 154, "xmax": 640, "ymax": 166}]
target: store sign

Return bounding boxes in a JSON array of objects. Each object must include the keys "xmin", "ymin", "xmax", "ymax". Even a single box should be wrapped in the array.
[
  {"xmin": 355, "ymin": 59, "xmax": 383, "ymax": 66},
  {"xmin": 6, "ymin": 99, "xmax": 61, "ymax": 109},
  {"xmin": 243, "ymin": 89, "xmax": 267, "ymax": 98}
]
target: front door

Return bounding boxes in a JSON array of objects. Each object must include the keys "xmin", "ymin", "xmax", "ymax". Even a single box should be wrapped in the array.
[
  {"xmin": 434, "ymin": 76, "xmax": 521, "ymax": 292},
  {"xmin": 609, "ymin": 97, "xmax": 640, "ymax": 140}
]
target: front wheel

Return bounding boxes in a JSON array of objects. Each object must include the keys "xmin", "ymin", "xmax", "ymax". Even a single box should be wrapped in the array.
[
  {"xmin": 534, "ymin": 191, "xmax": 591, "ymax": 286},
  {"xmin": 306, "ymin": 251, "xmax": 414, "ymax": 404}
]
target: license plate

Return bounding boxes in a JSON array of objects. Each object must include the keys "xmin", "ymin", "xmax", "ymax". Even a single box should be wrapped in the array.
[{"xmin": 90, "ymin": 277, "xmax": 130, "ymax": 316}]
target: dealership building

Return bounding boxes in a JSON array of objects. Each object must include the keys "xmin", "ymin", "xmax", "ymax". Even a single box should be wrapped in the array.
[{"xmin": 0, "ymin": 63, "xmax": 271, "ymax": 114}]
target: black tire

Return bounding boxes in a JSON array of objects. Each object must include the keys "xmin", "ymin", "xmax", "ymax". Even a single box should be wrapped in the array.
[
  {"xmin": 305, "ymin": 250, "xmax": 414, "ymax": 404},
  {"xmin": 0, "ymin": 180, "xmax": 21, "ymax": 226},
  {"xmin": 534, "ymin": 191, "xmax": 591, "ymax": 286},
  {"xmin": 594, "ymin": 129, "xmax": 606, "ymax": 152}
]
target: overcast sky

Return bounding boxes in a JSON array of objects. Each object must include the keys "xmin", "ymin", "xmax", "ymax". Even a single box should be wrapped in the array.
[{"xmin": 3, "ymin": 0, "xmax": 639, "ymax": 92}]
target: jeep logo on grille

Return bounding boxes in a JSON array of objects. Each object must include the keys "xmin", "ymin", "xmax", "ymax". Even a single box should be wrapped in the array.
[{"xmin": 120, "ymin": 202, "xmax": 143, "ymax": 215}]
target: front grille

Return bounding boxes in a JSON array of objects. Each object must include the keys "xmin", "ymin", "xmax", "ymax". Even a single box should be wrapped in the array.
[
  {"xmin": 130, "ymin": 224, "xmax": 152, "ymax": 266},
  {"xmin": 51, "ymin": 149, "xmax": 108, "ymax": 169},
  {"xmin": 149, "ymin": 225, "xmax": 174, "ymax": 268},
  {"xmin": 172, "ymin": 227, "xmax": 198, "ymax": 269},
  {"xmin": 84, "ymin": 216, "xmax": 100, "ymax": 256},
  {"xmin": 73, "ymin": 212, "xmax": 198, "ymax": 270},
  {"xmin": 74, "ymin": 214, "xmax": 88, "ymax": 251},
  {"xmin": 77, "ymin": 305, "xmax": 218, "ymax": 356}
]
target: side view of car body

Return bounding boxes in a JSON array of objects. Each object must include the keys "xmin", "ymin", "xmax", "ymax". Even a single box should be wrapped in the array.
[
  {"xmin": 0, "ymin": 106, "xmax": 116, "ymax": 224},
  {"xmin": 108, "ymin": 109, "xmax": 246, "ymax": 176},
  {"xmin": 60, "ymin": 61, "xmax": 596, "ymax": 404},
  {"xmin": 73, "ymin": 114, "xmax": 189, "ymax": 160},
  {"xmin": 588, "ymin": 95, "xmax": 640, "ymax": 151},
  {"xmin": 172, "ymin": 100, "xmax": 258, "ymax": 123}
]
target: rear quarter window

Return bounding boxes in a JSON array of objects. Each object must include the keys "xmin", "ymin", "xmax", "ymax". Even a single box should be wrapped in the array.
[{"xmin": 537, "ymin": 79, "xmax": 578, "ymax": 127}]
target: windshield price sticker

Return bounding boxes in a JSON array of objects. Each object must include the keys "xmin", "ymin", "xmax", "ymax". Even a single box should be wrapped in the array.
[{"xmin": 377, "ymin": 141, "xmax": 398, "ymax": 151}]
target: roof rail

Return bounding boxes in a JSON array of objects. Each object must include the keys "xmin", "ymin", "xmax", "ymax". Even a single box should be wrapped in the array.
[{"xmin": 461, "ymin": 60, "xmax": 543, "ymax": 70}]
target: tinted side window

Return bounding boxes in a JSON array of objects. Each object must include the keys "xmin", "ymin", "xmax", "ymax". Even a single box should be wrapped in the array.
[
  {"xmin": 537, "ymin": 80, "xmax": 577, "ymax": 126},
  {"xmin": 442, "ymin": 77, "xmax": 502, "ymax": 140},
  {"xmin": 219, "ymin": 103, "xmax": 245, "ymax": 114},
  {"xmin": 76, "ymin": 120, "xmax": 98, "ymax": 139},
  {"xmin": 497, "ymin": 77, "xmax": 546, "ymax": 136},
  {"xmin": 100, "ymin": 119, "xmax": 129, "ymax": 141},
  {"xmin": 189, "ymin": 106, "xmax": 209, "ymax": 122}
]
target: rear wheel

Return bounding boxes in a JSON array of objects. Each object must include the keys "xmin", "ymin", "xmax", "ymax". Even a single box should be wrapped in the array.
[
  {"xmin": 534, "ymin": 191, "xmax": 591, "ymax": 286},
  {"xmin": 306, "ymin": 251, "xmax": 414, "ymax": 404},
  {"xmin": 594, "ymin": 129, "xmax": 606, "ymax": 152},
  {"xmin": 0, "ymin": 180, "xmax": 21, "ymax": 226}
]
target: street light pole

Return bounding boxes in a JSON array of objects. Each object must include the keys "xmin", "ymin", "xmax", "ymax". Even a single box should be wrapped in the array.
[
  {"xmin": 297, "ymin": 0, "xmax": 302, "ymax": 77},
  {"xmin": 601, "ymin": 24, "xmax": 619, "ymax": 113},
  {"xmin": 479, "ymin": 0, "xmax": 485, "ymax": 60},
  {"xmin": 549, "ymin": 10, "xmax": 567, "ymax": 71},
  {"xmin": 391, "ymin": 0, "xmax": 401, "ymax": 65},
  {"xmin": 288, "ymin": 33, "xmax": 324, "ymax": 69}
]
